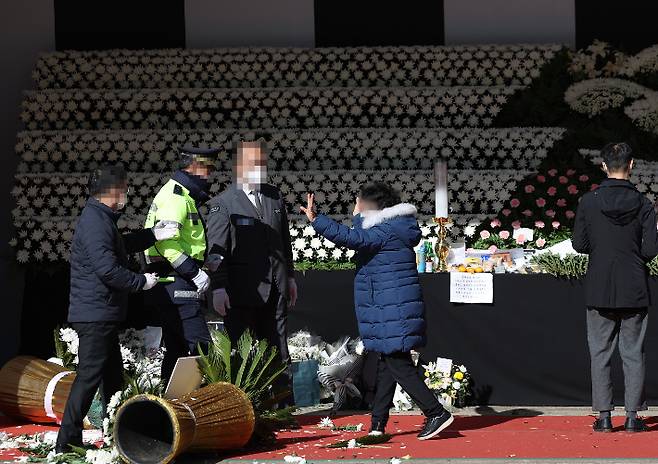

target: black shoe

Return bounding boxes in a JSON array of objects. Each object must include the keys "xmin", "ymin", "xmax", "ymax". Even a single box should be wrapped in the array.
[
  {"xmin": 592, "ymin": 417, "xmax": 613, "ymax": 432},
  {"xmin": 625, "ymin": 417, "xmax": 648, "ymax": 433},
  {"xmin": 417, "ymin": 411, "xmax": 454, "ymax": 440}
]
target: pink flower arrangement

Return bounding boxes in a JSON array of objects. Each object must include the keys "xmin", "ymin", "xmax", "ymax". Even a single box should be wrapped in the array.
[
  {"xmin": 579, "ymin": 175, "xmax": 589, "ymax": 182},
  {"xmin": 558, "ymin": 176, "xmax": 568, "ymax": 184},
  {"xmin": 552, "ymin": 221, "xmax": 561, "ymax": 229},
  {"xmin": 537, "ymin": 175, "xmax": 546, "ymax": 183},
  {"xmin": 567, "ymin": 169, "xmax": 576, "ymax": 176},
  {"xmin": 536, "ymin": 198, "xmax": 546, "ymax": 207},
  {"xmin": 556, "ymin": 198, "xmax": 567, "ymax": 207},
  {"xmin": 525, "ymin": 185, "xmax": 535, "ymax": 193},
  {"xmin": 547, "ymin": 187, "xmax": 557, "ymax": 196},
  {"xmin": 510, "ymin": 198, "xmax": 521, "ymax": 208},
  {"xmin": 511, "ymin": 220, "xmax": 521, "ymax": 229},
  {"xmin": 502, "ymin": 209, "xmax": 511, "ymax": 217},
  {"xmin": 546, "ymin": 209, "xmax": 556, "ymax": 218},
  {"xmin": 535, "ymin": 220, "xmax": 545, "ymax": 228},
  {"xmin": 566, "ymin": 210, "xmax": 575, "ymax": 219},
  {"xmin": 548, "ymin": 169, "xmax": 558, "ymax": 177},
  {"xmin": 480, "ymin": 230, "xmax": 491, "ymax": 239},
  {"xmin": 516, "ymin": 235, "xmax": 526, "ymax": 245},
  {"xmin": 488, "ymin": 245, "xmax": 498, "ymax": 253},
  {"xmin": 568, "ymin": 185, "xmax": 579, "ymax": 195},
  {"xmin": 522, "ymin": 209, "xmax": 533, "ymax": 217},
  {"xmin": 536, "ymin": 238, "xmax": 546, "ymax": 248},
  {"xmin": 499, "ymin": 231, "xmax": 510, "ymax": 240},
  {"xmin": 490, "ymin": 219, "xmax": 501, "ymax": 228}
]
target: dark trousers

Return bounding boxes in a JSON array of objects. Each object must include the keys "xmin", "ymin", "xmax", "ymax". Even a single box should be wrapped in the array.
[
  {"xmin": 224, "ymin": 286, "xmax": 292, "ymax": 402},
  {"xmin": 56, "ymin": 322, "xmax": 123, "ymax": 448},
  {"xmin": 587, "ymin": 307, "xmax": 648, "ymax": 412},
  {"xmin": 160, "ymin": 301, "xmax": 211, "ymax": 385},
  {"xmin": 371, "ymin": 351, "xmax": 445, "ymax": 429}
]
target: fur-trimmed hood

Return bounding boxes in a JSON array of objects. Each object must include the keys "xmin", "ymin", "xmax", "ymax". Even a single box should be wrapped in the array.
[{"xmin": 361, "ymin": 203, "xmax": 417, "ymax": 229}]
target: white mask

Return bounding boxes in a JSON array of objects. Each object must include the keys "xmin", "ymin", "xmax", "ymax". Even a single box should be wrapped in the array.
[
  {"xmin": 116, "ymin": 190, "xmax": 128, "ymax": 210},
  {"xmin": 245, "ymin": 167, "xmax": 267, "ymax": 186}
]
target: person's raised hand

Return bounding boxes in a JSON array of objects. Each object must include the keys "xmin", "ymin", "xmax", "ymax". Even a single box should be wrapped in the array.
[{"xmin": 300, "ymin": 193, "xmax": 317, "ymax": 222}]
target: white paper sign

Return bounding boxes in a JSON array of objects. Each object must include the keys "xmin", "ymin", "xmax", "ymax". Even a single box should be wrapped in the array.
[
  {"xmin": 450, "ymin": 272, "xmax": 494, "ymax": 304},
  {"xmin": 435, "ymin": 357, "xmax": 453, "ymax": 374}
]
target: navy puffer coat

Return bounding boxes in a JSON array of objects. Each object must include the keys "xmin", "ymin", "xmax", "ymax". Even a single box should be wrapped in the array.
[
  {"xmin": 68, "ymin": 198, "xmax": 155, "ymax": 322},
  {"xmin": 311, "ymin": 203, "xmax": 426, "ymax": 354}
]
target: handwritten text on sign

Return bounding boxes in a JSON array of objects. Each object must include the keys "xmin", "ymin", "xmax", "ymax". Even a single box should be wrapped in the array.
[{"xmin": 449, "ymin": 272, "xmax": 494, "ymax": 304}]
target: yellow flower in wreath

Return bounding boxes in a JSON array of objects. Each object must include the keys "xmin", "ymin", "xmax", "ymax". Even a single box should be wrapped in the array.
[
  {"xmin": 454, "ymin": 371, "xmax": 464, "ymax": 380},
  {"xmin": 424, "ymin": 371, "xmax": 430, "ymax": 377}
]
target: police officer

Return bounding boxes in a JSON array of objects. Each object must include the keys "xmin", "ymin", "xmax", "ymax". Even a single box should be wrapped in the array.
[{"xmin": 144, "ymin": 146, "xmax": 220, "ymax": 384}]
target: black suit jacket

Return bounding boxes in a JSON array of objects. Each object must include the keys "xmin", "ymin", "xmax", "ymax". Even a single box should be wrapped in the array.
[
  {"xmin": 572, "ymin": 178, "xmax": 658, "ymax": 309},
  {"xmin": 205, "ymin": 184, "xmax": 294, "ymax": 307}
]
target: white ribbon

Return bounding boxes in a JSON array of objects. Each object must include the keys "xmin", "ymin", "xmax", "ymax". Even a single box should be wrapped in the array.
[{"xmin": 44, "ymin": 371, "xmax": 74, "ymax": 423}]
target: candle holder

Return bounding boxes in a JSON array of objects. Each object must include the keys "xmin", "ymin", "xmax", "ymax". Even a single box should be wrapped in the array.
[{"xmin": 433, "ymin": 217, "xmax": 452, "ymax": 272}]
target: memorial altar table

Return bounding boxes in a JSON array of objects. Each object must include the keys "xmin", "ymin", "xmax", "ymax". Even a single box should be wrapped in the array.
[{"xmin": 289, "ymin": 271, "xmax": 658, "ymax": 406}]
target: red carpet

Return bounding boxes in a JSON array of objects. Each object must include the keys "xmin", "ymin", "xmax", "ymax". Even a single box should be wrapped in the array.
[
  {"xmin": 229, "ymin": 414, "xmax": 658, "ymax": 461},
  {"xmin": 0, "ymin": 417, "xmax": 58, "ymax": 462},
  {"xmin": 4, "ymin": 415, "xmax": 658, "ymax": 461}
]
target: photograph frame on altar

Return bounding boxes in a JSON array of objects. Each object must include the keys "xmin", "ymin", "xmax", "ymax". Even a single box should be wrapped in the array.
[
  {"xmin": 449, "ymin": 272, "xmax": 494, "ymax": 304},
  {"xmin": 164, "ymin": 355, "xmax": 203, "ymax": 400}
]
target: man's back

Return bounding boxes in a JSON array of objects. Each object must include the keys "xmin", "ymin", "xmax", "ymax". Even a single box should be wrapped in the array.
[{"xmin": 572, "ymin": 178, "xmax": 658, "ymax": 308}]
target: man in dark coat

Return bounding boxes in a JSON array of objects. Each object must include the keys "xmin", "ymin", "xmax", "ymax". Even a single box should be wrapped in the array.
[
  {"xmin": 573, "ymin": 142, "xmax": 658, "ymax": 433},
  {"xmin": 206, "ymin": 139, "xmax": 297, "ymax": 404},
  {"xmin": 301, "ymin": 182, "xmax": 453, "ymax": 441},
  {"xmin": 56, "ymin": 165, "xmax": 177, "ymax": 452}
]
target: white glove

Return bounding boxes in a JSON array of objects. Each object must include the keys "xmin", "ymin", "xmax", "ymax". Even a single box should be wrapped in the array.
[
  {"xmin": 212, "ymin": 288, "xmax": 231, "ymax": 316},
  {"xmin": 143, "ymin": 273, "xmax": 158, "ymax": 291},
  {"xmin": 192, "ymin": 269, "xmax": 210, "ymax": 293},
  {"xmin": 152, "ymin": 221, "xmax": 179, "ymax": 241}
]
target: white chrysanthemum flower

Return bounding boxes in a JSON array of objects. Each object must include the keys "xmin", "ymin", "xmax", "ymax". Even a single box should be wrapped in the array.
[
  {"xmin": 318, "ymin": 416, "xmax": 334, "ymax": 428},
  {"xmin": 310, "ymin": 238, "xmax": 322, "ymax": 249}
]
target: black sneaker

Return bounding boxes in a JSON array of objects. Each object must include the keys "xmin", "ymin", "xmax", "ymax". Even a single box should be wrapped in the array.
[
  {"xmin": 625, "ymin": 417, "xmax": 648, "ymax": 433},
  {"xmin": 417, "ymin": 411, "xmax": 454, "ymax": 440},
  {"xmin": 592, "ymin": 416, "xmax": 613, "ymax": 432},
  {"xmin": 369, "ymin": 420, "xmax": 387, "ymax": 436}
]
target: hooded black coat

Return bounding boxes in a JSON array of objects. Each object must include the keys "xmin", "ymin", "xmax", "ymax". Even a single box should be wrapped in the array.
[{"xmin": 572, "ymin": 178, "xmax": 658, "ymax": 309}]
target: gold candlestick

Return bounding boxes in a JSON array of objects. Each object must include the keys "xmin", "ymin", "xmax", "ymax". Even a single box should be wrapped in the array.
[{"xmin": 433, "ymin": 217, "xmax": 451, "ymax": 272}]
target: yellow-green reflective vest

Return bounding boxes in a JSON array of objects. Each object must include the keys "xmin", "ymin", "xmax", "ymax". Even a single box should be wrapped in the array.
[{"xmin": 144, "ymin": 179, "xmax": 206, "ymax": 270}]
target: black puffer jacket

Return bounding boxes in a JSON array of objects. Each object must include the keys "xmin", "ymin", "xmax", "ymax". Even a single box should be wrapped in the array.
[
  {"xmin": 572, "ymin": 178, "xmax": 658, "ymax": 309},
  {"xmin": 68, "ymin": 198, "xmax": 156, "ymax": 322}
]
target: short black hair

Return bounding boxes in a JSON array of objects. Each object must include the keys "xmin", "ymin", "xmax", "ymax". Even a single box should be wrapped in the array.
[
  {"xmin": 601, "ymin": 142, "xmax": 633, "ymax": 172},
  {"xmin": 88, "ymin": 164, "xmax": 127, "ymax": 196},
  {"xmin": 359, "ymin": 182, "xmax": 401, "ymax": 209}
]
